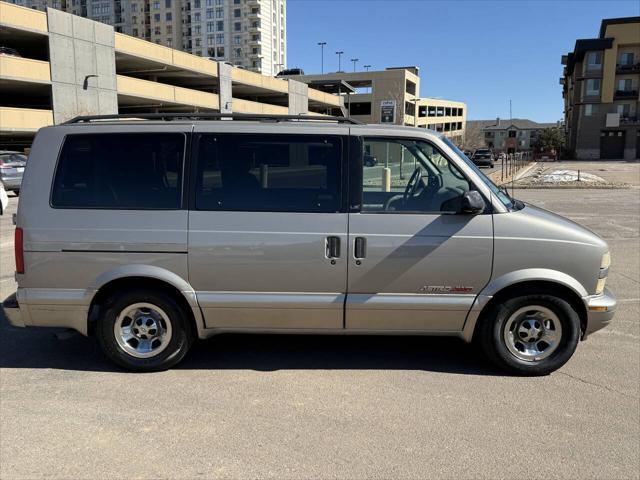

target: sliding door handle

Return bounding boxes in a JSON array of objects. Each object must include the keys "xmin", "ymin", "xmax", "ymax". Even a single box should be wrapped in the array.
[
  {"xmin": 326, "ymin": 236, "xmax": 341, "ymax": 259},
  {"xmin": 354, "ymin": 237, "xmax": 367, "ymax": 259}
]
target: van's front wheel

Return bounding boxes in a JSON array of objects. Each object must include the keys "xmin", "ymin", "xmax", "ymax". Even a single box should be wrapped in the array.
[
  {"xmin": 479, "ymin": 294, "xmax": 580, "ymax": 375},
  {"xmin": 97, "ymin": 289, "xmax": 193, "ymax": 372}
]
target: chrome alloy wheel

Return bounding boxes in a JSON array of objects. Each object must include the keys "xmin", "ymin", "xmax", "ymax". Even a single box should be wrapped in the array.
[
  {"xmin": 503, "ymin": 305, "xmax": 563, "ymax": 362},
  {"xmin": 114, "ymin": 302, "xmax": 173, "ymax": 358}
]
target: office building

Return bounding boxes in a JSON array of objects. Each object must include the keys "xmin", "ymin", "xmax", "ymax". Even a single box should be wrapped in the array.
[{"xmin": 283, "ymin": 67, "xmax": 467, "ymax": 145}]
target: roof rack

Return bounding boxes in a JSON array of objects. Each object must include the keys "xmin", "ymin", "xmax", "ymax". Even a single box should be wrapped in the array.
[{"xmin": 63, "ymin": 112, "xmax": 362, "ymax": 125}]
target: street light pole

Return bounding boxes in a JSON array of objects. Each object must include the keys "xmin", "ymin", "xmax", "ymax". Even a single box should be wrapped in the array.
[
  {"xmin": 364, "ymin": 64, "xmax": 371, "ymax": 72},
  {"xmin": 317, "ymin": 42, "xmax": 326, "ymax": 74},
  {"xmin": 351, "ymin": 58, "xmax": 359, "ymax": 72},
  {"xmin": 336, "ymin": 51, "xmax": 343, "ymax": 72}
]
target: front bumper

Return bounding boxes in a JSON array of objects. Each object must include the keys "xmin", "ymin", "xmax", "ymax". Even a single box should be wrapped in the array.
[
  {"xmin": 2, "ymin": 293, "xmax": 24, "ymax": 328},
  {"xmin": 582, "ymin": 287, "xmax": 617, "ymax": 339}
]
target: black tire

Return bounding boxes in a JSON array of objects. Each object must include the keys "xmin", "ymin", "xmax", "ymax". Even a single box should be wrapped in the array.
[
  {"xmin": 478, "ymin": 294, "xmax": 580, "ymax": 376},
  {"xmin": 13, "ymin": 190, "xmax": 19, "ymax": 196},
  {"xmin": 97, "ymin": 289, "xmax": 194, "ymax": 372}
]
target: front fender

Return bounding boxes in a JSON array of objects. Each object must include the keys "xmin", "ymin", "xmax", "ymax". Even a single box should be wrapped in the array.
[{"xmin": 480, "ymin": 268, "xmax": 588, "ymax": 298}]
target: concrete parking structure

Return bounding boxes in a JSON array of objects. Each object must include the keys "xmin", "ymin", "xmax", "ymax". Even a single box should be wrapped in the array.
[{"xmin": 0, "ymin": 2, "xmax": 342, "ymax": 149}]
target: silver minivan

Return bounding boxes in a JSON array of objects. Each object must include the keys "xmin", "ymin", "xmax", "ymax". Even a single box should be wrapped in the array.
[{"xmin": 2, "ymin": 114, "xmax": 616, "ymax": 374}]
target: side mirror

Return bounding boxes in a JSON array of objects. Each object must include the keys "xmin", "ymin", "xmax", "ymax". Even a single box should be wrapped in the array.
[{"xmin": 461, "ymin": 190, "xmax": 486, "ymax": 214}]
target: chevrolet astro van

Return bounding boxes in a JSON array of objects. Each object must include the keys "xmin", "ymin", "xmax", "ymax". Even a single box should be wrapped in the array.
[{"xmin": 2, "ymin": 114, "xmax": 616, "ymax": 374}]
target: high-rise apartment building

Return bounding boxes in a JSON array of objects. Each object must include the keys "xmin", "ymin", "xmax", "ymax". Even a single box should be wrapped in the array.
[
  {"xmin": 561, "ymin": 16, "xmax": 639, "ymax": 160},
  {"xmin": 4, "ymin": 0, "xmax": 286, "ymax": 75}
]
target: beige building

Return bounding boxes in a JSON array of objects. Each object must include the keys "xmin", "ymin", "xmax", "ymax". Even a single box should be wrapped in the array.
[
  {"xmin": 283, "ymin": 67, "xmax": 466, "ymax": 145},
  {"xmin": 3, "ymin": 0, "xmax": 286, "ymax": 76},
  {"xmin": 561, "ymin": 16, "xmax": 640, "ymax": 159},
  {"xmin": 0, "ymin": 2, "xmax": 341, "ymax": 149}
]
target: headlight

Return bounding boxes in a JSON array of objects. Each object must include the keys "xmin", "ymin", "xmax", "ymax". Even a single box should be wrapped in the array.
[{"xmin": 596, "ymin": 252, "xmax": 610, "ymax": 295}]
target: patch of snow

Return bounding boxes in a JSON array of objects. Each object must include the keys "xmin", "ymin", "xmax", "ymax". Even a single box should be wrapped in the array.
[{"xmin": 538, "ymin": 170, "xmax": 606, "ymax": 183}]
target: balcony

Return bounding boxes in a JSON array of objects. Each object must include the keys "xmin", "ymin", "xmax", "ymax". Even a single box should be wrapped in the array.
[
  {"xmin": 247, "ymin": 8, "xmax": 260, "ymax": 18},
  {"xmin": 614, "ymin": 89, "xmax": 639, "ymax": 100},
  {"xmin": 620, "ymin": 116, "xmax": 640, "ymax": 125},
  {"xmin": 616, "ymin": 63, "xmax": 640, "ymax": 74}
]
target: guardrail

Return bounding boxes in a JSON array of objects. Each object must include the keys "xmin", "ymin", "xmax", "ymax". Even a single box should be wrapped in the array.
[{"xmin": 500, "ymin": 151, "xmax": 532, "ymax": 182}]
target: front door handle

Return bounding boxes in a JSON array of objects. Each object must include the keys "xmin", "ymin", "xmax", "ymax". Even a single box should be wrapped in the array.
[
  {"xmin": 326, "ymin": 236, "xmax": 341, "ymax": 259},
  {"xmin": 354, "ymin": 237, "xmax": 367, "ymax": 259}
]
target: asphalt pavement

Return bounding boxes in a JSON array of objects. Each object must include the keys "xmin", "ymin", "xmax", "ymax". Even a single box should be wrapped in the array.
[{"xmin": 1, "ymin": 162, "xmax": 638, "ymax": 479}]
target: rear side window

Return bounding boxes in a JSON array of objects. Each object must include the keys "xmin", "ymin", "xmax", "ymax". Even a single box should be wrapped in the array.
[
  {"xmin": 195, "ymin": 134, "xmax": 342, "ymax": 212},
  {"xmin": 51, "ymin": 133, "xmax": 185, "ymax": 209}
]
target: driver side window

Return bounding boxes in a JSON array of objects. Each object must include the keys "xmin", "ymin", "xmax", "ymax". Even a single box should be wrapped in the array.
[{"xmin": 361, "ymin": 138, "xmax": 470, "ymax": 214}]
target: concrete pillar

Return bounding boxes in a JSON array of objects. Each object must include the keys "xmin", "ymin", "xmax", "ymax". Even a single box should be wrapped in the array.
[
  {"xmin": 218, "ymin": 62, "xmax": 233, "ymax": 113},
  {"xmin": 47, "ymin": 9, "xmax": 118, "ymax": 124},
  {"xmin": 288, "ymin": 79, "xmax": 308, "ymax": 115}
]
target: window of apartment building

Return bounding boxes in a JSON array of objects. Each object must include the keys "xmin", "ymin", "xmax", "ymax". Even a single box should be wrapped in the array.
[
  {"xmin": 252, "ymin": 34, "xmax": 260, "ymax": 41},
  {"xmin": 132, "ymin": 28, "xmax": 138, "ymax": 36},
  {"xmin": 235, "ymin": 47, "xmax": 242, "ymax": 58},
  {"xmin": 234, "ymin": 35, "xmax": 241, "ymax": 44},
  {"xmin": 617, "ymin": 103, "xmax": 631, "ymax": 117},
  {"xmin": 457, "ymin": 122, "xmax": 463, "ymax": 130},
  {"xmin": 585, "ymin": 78, "xmax": 600, "ymax": 96},
  {"xmin": 194, "ymin": 12, "xmax": 201, "ymax": 21},
  {"xmin": 234, "ymin": 22, "xmax": 241, "ymax": 31},
  {"xmin": 217, "ymin": 47, "xmax": 224, "ymax": 57},
  {"xmin": 427, "ymin": 106, "xmax": 436, "ymax": 117},
  {"xmin": 207, "ymin": 21, "xmax": 214, "ymax": 32},
  {"xmin": 216, "ymin": 7, "xmax": 223, "ymax": 18},
  {"xmin": 194, "ymin": 0, "xmax": 200, "ymax": 8},
  {"xmin": 216, "ymin": 34, "xmax": 224, "ymax": 44},
  {"xmin": 234, "ymin": 8, "xmax": 241, "ymax": 17},
  {"xmin": 217, "ymin": 21, "xmax": 224, "ymax": 31},
  {"xmin": 617, "ymin": 78, "xmax": 633, "ymax": 91},
  {"xmin": 166, "ymin": 37, "xmax": 172, "ymax": 46},
  {"xmin": 252, "ymin": 47, "xmax": 260, "ymax": 54},
  {"xmin": 436, "ymin": 107, "xmax": 444, "ymax": 116},
  {"xmin": 166, "ymin": 24, "xmax": 172, "ymax": 33},
  {"xmin": 154, "ymin": 26, "xmax": 161, "ymax": 35},
  {"xmin": 131, "ymin": 3, "xmax": 137, "ymax": 12},
  {"xmin": 132, "ymin": 15, "xmax": 137, "ymax": 23},
  {"xmin": 215, "ymin": 0, "xmax": 223, "ymax": 5},
  {"xmin": 508, "ymin": 130, "xmax": 516, "ymax": 138},
  {"xmin": 584, "ymin": 104, "xmax": 598, "ymax": 116},
  {"xmin": 445, "ymin": 107, "xmax": 451, "ymax": 116},
  {"xmin": 152, "ymin": 1, "xmax": 159, "ymax": 9},
  {"xmin": 206, "ymin": 0, "xmax": 213, "ymax": 5},
  {"xmin": 166, "ymin": 12, "xmax": 172, "ymax": 21},
  {"xmin": 165, "ymin": 0, "xmax": 171, "ymax": 7},
  {"xmin": 619, "ymin": 52, "xmax": 634, "ymax": 66},
  {"xmin": 586, "ymin": 51, "xmax": 602, "ymax": 71},
  {"xmin": 206, "ymin": 9, "xmax": 214, "ymax": 19},
  {"xmin": 234, "ymin": 0, "xmax": 240, "ymax": 3},
  {"xmin": 207, "ymin": 35, "xmax": 214, "ymax": 45},
  {"xmin": 195, "ymin": 38, "xmax": 202, "ymax": 47},
  {"xmin": 154, "ymin": 13, "xmax": 160, "ymax": 21},
  {"xmin": 194, "ymin": 25, "xmax": 201, "ymax": 34}
]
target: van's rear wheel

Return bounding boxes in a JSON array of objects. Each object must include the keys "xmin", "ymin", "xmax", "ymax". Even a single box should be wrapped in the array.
[
  {"xmin": 97, "ymin": 289, "xmax": 193, "ymax": 372},
  {"xmin": 478, "ymin": 294, "xmax": 580, "ymax": 375}
]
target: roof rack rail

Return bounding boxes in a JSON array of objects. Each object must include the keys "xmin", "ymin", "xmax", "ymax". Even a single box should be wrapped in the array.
[{"xmin": 63, "ymin": 112, "xmax": 362, "ymax": 125}]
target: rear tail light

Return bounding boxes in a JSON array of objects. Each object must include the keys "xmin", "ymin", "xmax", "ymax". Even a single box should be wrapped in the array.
[{"xmin": 15, "ymin": 227, "xmax": 24, "ymax": 274}]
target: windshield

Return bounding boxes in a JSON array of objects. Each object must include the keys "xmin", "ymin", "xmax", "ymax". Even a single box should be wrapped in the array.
[{"xmin": 440, "ymin": 136, "xmax": 513, "ymax": 209}]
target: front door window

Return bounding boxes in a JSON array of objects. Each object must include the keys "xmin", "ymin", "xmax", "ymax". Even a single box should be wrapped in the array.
[{"xmin": 361, "ymin": 138, "xmax": 471, "ymax": 214}]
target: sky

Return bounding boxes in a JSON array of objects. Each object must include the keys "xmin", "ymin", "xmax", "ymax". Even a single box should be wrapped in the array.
[{"xmin": 286, "ymin": 0, "xmax": 640, "ymax": 122}]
